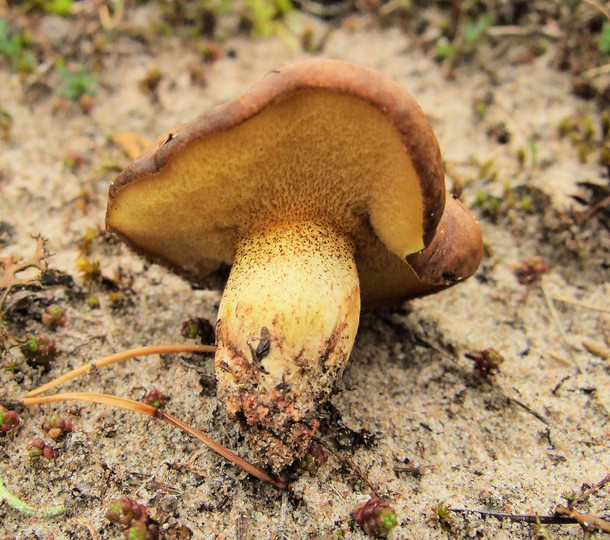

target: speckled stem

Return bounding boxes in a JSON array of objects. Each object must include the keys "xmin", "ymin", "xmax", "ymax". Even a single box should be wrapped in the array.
[{"xmin": 215, "ymin": 220, "xmax": 360, "ymax": 468}]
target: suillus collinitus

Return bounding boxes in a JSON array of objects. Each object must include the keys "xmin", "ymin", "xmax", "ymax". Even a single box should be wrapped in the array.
[{"xmin": 106, "ymin": 59, "xmax": 483, "ymax": 468}]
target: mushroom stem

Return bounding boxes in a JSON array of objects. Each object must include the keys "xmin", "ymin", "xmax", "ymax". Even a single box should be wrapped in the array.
[{"xmin": 215, "ymin": 219, "xmax": 360, "ymax": 467}]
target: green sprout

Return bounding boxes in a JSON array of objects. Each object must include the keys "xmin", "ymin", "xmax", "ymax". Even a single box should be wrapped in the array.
[
  {"xmin": 465, "ymin": 347, "xmax": 505, "ymax": 378},
  {"xmin": 354, "ymin": 497, "xmax": 397, "ymax": 538},
  {"xmin": 77, "ymin": 257, "xmax": 101, "ymax": 281},
  {"xmin": 242, "ymin": 0, "xmax": 294, "ymax": 39},
  {"xmin": 142, "ymin": 389, "xmax": 168, "ymax": 409},
  {"xmin": 599, "ymin": 23, "xmax": 610, "ymax": 55},
  {"xmin": 21, "ymin": 334, "xmax": 57, "ymax": 367},
  {"xmin": 297, "ymin": 441, "xmax": 328, "ymax": 474},
  {"xmin": 40, "ymin": 0, "xmax": 73, "ymax": 16},
  {"xmin": 463, "ymin": 15, "xmax": 492, "ymax": 45},
  {"xmin": 0, "ymin": 18, "xmax": 37, "ymax": 73},
  {"xmin": 0, "ymin": 405, "xmax": 20, "ymax": 436},
  {"xmin": 42, "ymin": 304, "xmax": 67, "ymax": 328},
  {"xmin": 24, "ymin": 0, "xmax": 74, "ymax": 15},
  {"xmin": 434, "ymin": 500, "xmax": 453, "ymax": 529},
  {"xmin": 434, "ymin": 42, "xmax": 456, "ymax": 60},
  {"xmin": 4, "ymin": 360, "xmax": 18, "ymax": 373},
  {"xmin": 181, "ymin": 317, "xmax": 215, "ymax": 343},
  {"xmin": 108, "ymin": 290, "xmax": 123, "ymax": 307},
  {"xmin": 85, "ymin": 295, "xmax": 100, "ymax": 309},
  {"xmin": 57, "ymin": 65, "xmax": 98, "ymax": 101},
  {"xmin": 27, "ymin": 438, "xmax": 54, "ymax": 459},
  {"xmin": 43, "ymin": 414, "xmax": 74, "ymax": 439},
  {"xmin": 106, "ymin": 496, "xmax": 159, "ymax": 540}
]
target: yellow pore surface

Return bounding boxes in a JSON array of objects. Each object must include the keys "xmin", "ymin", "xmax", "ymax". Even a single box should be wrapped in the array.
[{"xmin": 107, "ymin": 89, "xmax": 425, "ymax": 278}]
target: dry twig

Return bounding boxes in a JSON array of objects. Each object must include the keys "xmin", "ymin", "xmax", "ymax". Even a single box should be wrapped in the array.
[
  {"xmin": 555, "ymin": 505, "xmax": 610, "ymax": 533},
  {"xmin": 448, "ymin": 507, "xmax": 577, "ymax": 525},
  {"xmin": 576, "ymin": 473, "xmax": 610, "ymax": 505}
]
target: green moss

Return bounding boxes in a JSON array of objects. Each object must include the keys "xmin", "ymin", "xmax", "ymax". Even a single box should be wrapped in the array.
[
  {"xmin": 85, "ymin": 295, "xmax": 100, "ymax": 309},
  {"xmin": 0, "ymin": 18, "xmax": 37, "ymax": 73},
  {"xmin": 434, "ymin": 42, "xmax": 456, "ymax": 60},
  {"xmin": 473, "ymin": 101, "xmax": 487, "ymax": 119},
  {"xmin": 57, "ymin": 64, "xmax": 98, "ymax": 101}
]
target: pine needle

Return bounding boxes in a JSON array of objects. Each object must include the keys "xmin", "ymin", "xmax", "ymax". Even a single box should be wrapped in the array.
[
  {"xmin": 25, "ymin": 344, "xmax": 215, "ymax": 398},
  {"xmin": 21, "ymin": 392, "xmax": 286, "ymax": 490},
  {"xmin": 551, "ymin": 295, "xmax": 610, "ymax": 314}
]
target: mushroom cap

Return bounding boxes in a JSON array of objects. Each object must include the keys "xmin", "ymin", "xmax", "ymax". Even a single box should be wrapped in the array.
[{"xmin": 106, "ymin": 58, "xmax": 482, "ymax": 305}]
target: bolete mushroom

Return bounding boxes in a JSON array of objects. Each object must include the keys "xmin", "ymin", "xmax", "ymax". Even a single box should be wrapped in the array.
[{"xmin": 106, "ymin": 58, "xmax": 483, "ymax": 468}]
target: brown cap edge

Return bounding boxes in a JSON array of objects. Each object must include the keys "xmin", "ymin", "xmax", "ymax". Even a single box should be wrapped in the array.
[
  {"xmin": 107, "ymin": 58, "xmax": 446, "ymax": 248},
  {"xmin": 406, "ymin": 195, "xmax": 483, "ymax": 287}
]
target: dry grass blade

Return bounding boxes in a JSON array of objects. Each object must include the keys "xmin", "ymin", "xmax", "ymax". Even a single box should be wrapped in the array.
[
  {"xmin": 541, "ymin": 284, "xmax": 610, "ymax": 415},
  {"xmin": 551, "ymin": 295, "xmax": 610, "ymax": 314},
  {"xmin": 21, "ymin": 392, "xmax": 286, "ymax": 490},
  {"xmin": 582, "ymin": 340, "xmax": 610, "ymax": 360},
  {"xmin": 582, "ymin": 63, "xmax": 610, "ymax": 78},
  {"xmin": 25, "ymin": 344, "xmax": 215, "ymax": 397},
  {"xmin": 583, "ymin": 340, "xmax": 610, "ymax": 359},
  {"xmin": 541, "ymin": 283, "xmax": 585, "ymax": 374},
  {"xmin": 581, "ymin": 0, "xmax": 610, "ymax": 20}
]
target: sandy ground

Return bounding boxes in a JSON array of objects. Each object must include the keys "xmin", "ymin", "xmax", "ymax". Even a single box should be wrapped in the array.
[{"xmin": 1, "ymin": 4, "xmax": 609, "ymax": 539}]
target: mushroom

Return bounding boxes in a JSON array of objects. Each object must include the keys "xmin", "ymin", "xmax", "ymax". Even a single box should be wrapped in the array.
[{"xmin": 106, "ymin": 59, "xmax": 483, "ymax": 468}]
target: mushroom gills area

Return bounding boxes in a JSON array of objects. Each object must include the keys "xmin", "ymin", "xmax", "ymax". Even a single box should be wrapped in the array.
[
  {"xmin": 105, "ymin": 89, "xmax": 426, "ymax": 279},
  {"xmin": 215, "ymin": 220, "xmax": 360, "ymax": 467}
]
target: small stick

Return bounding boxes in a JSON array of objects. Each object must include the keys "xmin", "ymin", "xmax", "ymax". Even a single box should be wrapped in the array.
[
  {"xmin": 448, "ymin": 507, "xmax": 577, "ymax": 525},
  {"xmin": 577, "ymin": 473, "xmax": 610, "ymax": 504},
  {"xmin": 580, "ymin": 195, "xmax": 610, "ymax": 221},
  {"xmin": 551, "ymin": 295, "xmax": 610, "ymax": 314},
  {"xmin": 555, "ymin": 505, "xmax": 610, "ymax": 533},
  {"xmin": 509, "ymin": 397, "xmax": 549, "ymax": 425},
  {"xmin": 486, "ymin": 25, "xmax": 564, "ymax": 40},
  {"xmin": 551, "ymin": 374, "xmax": 572, "ymax": 395},
  {"xmin": 25, "ymin": 344, "xmax": 215, "ymax": 398},
  {"xmin": 393, "ymin": 464, "xmax": 434, "ymax": 476},
  {"xmin": 21, "ymin": 392, "xmax": 286, "ymax": 490}
]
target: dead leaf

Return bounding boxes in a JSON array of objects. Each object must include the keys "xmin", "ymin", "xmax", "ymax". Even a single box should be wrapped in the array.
[{"xmin": 111, "ymin": 133, "xmax": 151, "ymax": 160}]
